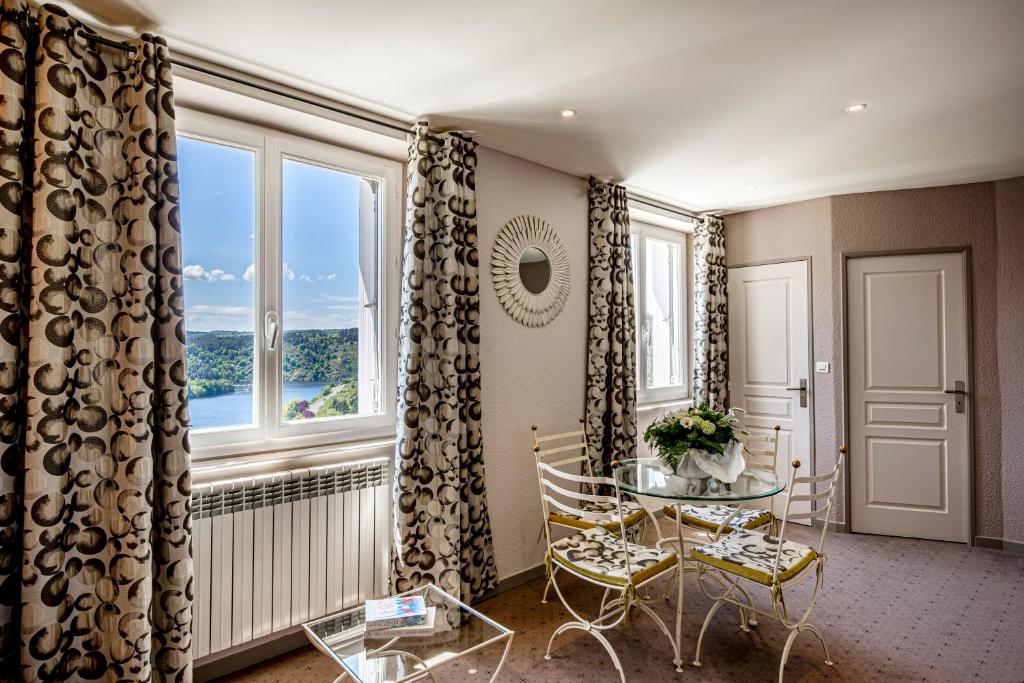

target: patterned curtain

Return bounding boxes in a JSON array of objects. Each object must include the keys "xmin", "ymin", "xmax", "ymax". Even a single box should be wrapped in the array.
[
  {"xmin": 392, "ymin": 123, "xmax": 497, "ymax": 603},
  {"xmin": 0, "ymin": 3, "xmax": 192, "ymax": 680},
  {"xmin": 693, "ymin": 215, "xmax": 728, "ymax": 410},
  {"xmin": 585, "ymin": 178, "xmax": 637, "ymax": 476}
]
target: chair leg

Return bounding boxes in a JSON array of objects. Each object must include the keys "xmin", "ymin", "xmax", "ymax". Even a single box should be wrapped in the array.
[
  {"xmin": 778, "ymin": 627, "xmax": 801, "ymax": 683},
  {"xmin": 545, "ymin": 622, "xmax": 626, "ymax": 683},
  {"xmin": 541, "ymin": 576, "xmax": 552, "ymax": 604},
  {"xmin": 692, "ymin": 597, "xmax": 726, "ymax": 667},
  {"xmin": 800, "ymin": 623, "xmax": 834, "ymax": 666},
  {"xmin": 735, "ymin": 583, "xmax": 758, "ymax": 627}
]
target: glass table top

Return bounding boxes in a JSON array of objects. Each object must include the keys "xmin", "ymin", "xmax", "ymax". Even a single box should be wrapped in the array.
[
  {"xmin": 613, "ymin": 457, "xmax": 785, "ymax": 502},
  {"xmin": 302, "ymin": 585, "xmax": 512, "ymax": 683}
]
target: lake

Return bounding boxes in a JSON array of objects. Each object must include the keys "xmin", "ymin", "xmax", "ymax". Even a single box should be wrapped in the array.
[{"xmin": 189, "ymin": 381, "xmax": 330, "ymax": 430}]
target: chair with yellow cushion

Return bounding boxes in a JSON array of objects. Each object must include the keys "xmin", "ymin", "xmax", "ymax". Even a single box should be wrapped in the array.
[
  {"xmin": 532, "ymin": 420, "xmax": 648, "ymax": 604},
  {"xmin": 661, "ymin": 425, "xmax": 781, "ymax": 538},
  {"xmin": 690, "ymin": 446, "xmax": 846, "ymax": 683},
  {"xmin": 535, "ymin": 453, "xmax": 684, "ymax": 681},
  {"xmin": 533, "ymin": 420, "xmax": 647, "ymax": 531}
]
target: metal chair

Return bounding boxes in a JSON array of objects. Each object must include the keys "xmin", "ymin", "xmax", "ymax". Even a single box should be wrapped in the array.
[
  {"xmin": 532, "ymin": 420, "xmax": 648, "ymax": 602},
  {"xmin": 534, "ymin": 451, "xmax": 684, "ymax": 681},
  {"xmin": 690, "ymin": 446, "xmax": 846, "ymax": 683},
  {"xmin": 661, "ymin": 425, "xmax": 782, "ymax": 539}
]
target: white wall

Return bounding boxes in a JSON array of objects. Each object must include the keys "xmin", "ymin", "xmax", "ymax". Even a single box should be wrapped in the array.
[{"xmin": 476, "ymin": 147, "xmax": 590, "ymax": 580}]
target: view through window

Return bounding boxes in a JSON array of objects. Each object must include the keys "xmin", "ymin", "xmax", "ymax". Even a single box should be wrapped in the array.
[
  {"xmin": 178, "ymin": 121, "xmax": 390, "ymax": 446},
  {"xmin": 631, "ymin": 221, "xmax": 689, "ymax": 402},
  {"xmin": 179, "ymin": 137, "xmax": 257, "ymax": 430},
  {"xmin": 280, "ymin": 157, "xmax": 380, "ymax": 422}
]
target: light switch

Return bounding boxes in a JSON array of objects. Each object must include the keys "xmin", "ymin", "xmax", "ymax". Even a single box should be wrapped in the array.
[{"xmin": 815, "ymin": 362, "xmax": 830, "ymax": 374}]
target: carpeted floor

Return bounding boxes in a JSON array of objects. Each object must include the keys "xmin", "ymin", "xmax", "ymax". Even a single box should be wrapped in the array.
[{"xmin": 218, "ymin": 525, "xmax": 1024, "ymax": 682}]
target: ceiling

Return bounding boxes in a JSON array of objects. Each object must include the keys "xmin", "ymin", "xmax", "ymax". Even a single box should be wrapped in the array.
[{"xmin": 77, "ymin": 0, "xmax": 1024, "ymax": 212}]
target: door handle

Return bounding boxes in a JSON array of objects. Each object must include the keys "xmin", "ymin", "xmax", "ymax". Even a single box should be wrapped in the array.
[
  {"xmin": 785, "ymin": 378, "xmax": 807, "ymax": 407},
  {"xmin": 945, "ymin": 380, "xmax": 967, "ymax": 413}
]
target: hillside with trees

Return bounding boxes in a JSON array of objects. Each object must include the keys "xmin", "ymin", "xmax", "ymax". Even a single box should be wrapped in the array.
[{"xmin": 186, "ymin": 329, "xmax": 360, "ymax": 411}]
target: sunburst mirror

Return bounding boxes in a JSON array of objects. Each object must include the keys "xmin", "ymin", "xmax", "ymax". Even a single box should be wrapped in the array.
[{"xmin": 491, "ymin": 215, "xmax": 570, "ymax": 327}]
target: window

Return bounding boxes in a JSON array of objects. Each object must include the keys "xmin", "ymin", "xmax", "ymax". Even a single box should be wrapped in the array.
[
  {"xmin": 631, "ymin": 220, "xmax": 691, "ymax": 403},
  {"xmin": 178, "ymin": 110, "xmax": 401, "ymax": 458}
]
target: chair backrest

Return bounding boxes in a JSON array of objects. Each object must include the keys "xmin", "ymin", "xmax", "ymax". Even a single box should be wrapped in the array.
[
  {"xmin": 530, "ymin": 418, "xmax": 598, "ymax": 490},
  {"xmin": 742, "ymin": 424, "xmax": 781, "ymax": 473},
  {"xmin": 531, "ymin": 421, "xmax": 634, "ymax": 576},
  {"xmin": 771, "ymin": 445, "xmax": 846, "ymax": 583}
]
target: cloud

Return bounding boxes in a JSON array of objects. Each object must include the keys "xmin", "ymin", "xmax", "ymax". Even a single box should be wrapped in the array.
[
  {"xmin": 284, "ymin": 308, "xmax": 358, "ymax": 329},
  {"xmin": 185, "ymin": 304, "xmax": 253, "ymax": 331},
  {"xmin": 243, "ymin": 264, "xmax": 256, "ymax": 282},
  {"xmin": 317, "ymin": 274, "xmax": 337, "ymax": 281},
  {"xmin": 188, "ymin": 305, "xmax": 252, "ymax": 316},
  {"xmin": 317, "ymin": 294, "xmax": 359, "ymax": 303},
  {"xmin": 283, "ymin": 262, "xmax": 295, "ymax": 281},
  {"xmin": 299, "ymin": 274, "xmax": 313, "ymax": 283},
  {"xmin": 184, "ymin": 264, "xmax": 236, "ymax": 282}
]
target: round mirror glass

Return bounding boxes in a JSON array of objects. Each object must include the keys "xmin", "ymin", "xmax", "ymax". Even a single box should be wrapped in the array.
[{"xmin": 519, "ymin": 247, "xmax": 551, "ymax": 294}]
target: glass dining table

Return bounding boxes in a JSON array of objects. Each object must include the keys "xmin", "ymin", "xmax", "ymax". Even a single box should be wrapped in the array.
[{"xmin": 612, "ymin": 457, "xmax": 785, "ymax": 633}]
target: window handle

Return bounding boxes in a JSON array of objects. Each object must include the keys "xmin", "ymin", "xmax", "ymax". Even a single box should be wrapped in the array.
[{"xmin": 264, "ymin": 311, "xmax": 280, "ymax": 351}]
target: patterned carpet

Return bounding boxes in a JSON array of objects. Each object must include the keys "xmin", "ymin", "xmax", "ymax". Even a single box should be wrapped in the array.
[{"xmin": 219, "ymin": 525, "xmax": 1024, "ymax": 682}]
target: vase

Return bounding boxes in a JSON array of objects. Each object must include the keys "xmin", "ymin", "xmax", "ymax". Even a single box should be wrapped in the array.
[{"xmin": 673, "ymin": 450, "xmax": 709, "ymax": 479}]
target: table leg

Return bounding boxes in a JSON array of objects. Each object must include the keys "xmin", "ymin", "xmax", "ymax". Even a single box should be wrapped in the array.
[
  {"xmin": 673, "ymin": 503, "xmax": 684, "ymax": 672},
  {"xmin": 488, "ymin": 633, "xmax": 515, "ymax": 683}
]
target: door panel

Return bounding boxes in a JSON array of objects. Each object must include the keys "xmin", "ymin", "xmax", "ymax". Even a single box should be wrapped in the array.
[
  {"xmin": 847, "ymin": 252, "xmax": 968, "ymax": 542},
  {"xmin": 728, "ymin": 261, "xmax": 812, "ymax": 522}
]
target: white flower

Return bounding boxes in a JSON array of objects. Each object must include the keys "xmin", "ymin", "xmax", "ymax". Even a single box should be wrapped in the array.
[
  {"xmin": 700, "ymin": 420, "xmax": 717, "ymax": 435},
  {"xmin": 680, "ymin": 416, "xmax": 694, "ymax": 428}
]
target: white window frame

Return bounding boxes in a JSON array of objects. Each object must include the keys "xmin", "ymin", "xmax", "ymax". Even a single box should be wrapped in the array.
[
  {"xmin": 632, "ymin": 219, "xmax": 691, "ymax": 405},
  {"xmin": 177, "ymin": 108, "xmax": 402, "ymax": 461}
]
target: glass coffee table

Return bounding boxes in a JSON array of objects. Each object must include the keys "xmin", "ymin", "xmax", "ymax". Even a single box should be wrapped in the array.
[{"xmin": 302, "ymin": 585, "xmax": 514, "ymax": 683}]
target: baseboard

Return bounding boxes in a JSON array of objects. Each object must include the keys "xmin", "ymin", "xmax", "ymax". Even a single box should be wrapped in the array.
[
  {"xmin": 195, "ymin": 625, "xmax": 307, "ymax": 682},
  {"xmin": 195, "ymin": 565, "xmax": 547, "ymax": 681},
  {"xmin": 974, "ymin": 535, "xmax": 1024, "ymax": 555},
  {"xmin": 477, "ymin": 563, "xmax": 547, "ymax": 603}
]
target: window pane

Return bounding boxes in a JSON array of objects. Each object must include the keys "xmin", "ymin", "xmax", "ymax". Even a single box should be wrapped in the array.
[
  {"xmin": 281, "ymin": 158, "xmax": 379, "ymax": 422},
  {"xmin": 179, "ymin": 137, "xmax": 257, "ymax": 430},
  {"xmin": 644, "ymin": 237, "xmax": 682, "ymax": 389}
]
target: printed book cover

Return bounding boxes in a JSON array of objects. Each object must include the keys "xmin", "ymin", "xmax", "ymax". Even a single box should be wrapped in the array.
[
  {"xmin": 364, "ymin": 596, "xmax": 427, "ymax": 630},
  {"xmin": 366, "ymin": 606, "xmax": 438, "ymax": 637}
]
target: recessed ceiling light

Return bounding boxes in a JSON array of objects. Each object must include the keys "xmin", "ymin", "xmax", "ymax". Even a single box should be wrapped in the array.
[
  {"xmin": 560, "ymin": 109, "xmax": 577, "ymax": 118},
  {"xmin": 844, "ymin": 103, "xmax": 868, "ymax": 113}
]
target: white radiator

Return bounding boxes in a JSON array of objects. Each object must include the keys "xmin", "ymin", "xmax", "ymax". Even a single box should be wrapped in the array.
[{"xmin": 191, "ymin": 458, "xmax": 391, "ymax": 659}]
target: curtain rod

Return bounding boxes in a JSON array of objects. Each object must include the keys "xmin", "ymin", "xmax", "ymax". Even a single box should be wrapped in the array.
[
  {"xmin": 77, "ymin": 32, "xmax": 413, "ymax": 136},
  {"xmin": 626, "ymin": 194, "xmax": 706, "ymax": 222},
  {"xmin": 169, "ymin": 58, "xmax": 414, "ymax": 136}
]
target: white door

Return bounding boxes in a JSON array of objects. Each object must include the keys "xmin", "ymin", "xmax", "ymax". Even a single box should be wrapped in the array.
[
  {"xmin": 728, "ymin": 261, "xmax": 813, "ymax": 521},
  {"xmin": 847, "ymin": 252, "xmax": 969, "ymax": 542}
]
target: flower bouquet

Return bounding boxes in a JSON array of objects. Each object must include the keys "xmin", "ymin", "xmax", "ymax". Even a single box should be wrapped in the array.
[{"xmin": 642, "ymin": 404, "xmax": 747, "ymax": 483}]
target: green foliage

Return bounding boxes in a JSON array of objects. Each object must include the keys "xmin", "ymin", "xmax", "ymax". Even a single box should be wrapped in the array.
[
  {"xmin": 185, "ymin": 329, "xmax": 359, "ymax": 385},
  {"xmin": 283, "ymin": 381, "xmax": 359, "ymax": 421},
  {"xmin": 188, "ymin": 378, "xmax": 236, "ymax": 398},
  {"xmin": 642, "ymin": 403, "xmax": 741, "ymax": 469}
]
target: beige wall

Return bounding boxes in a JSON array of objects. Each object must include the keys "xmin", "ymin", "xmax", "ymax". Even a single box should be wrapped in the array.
[
  {"xmin": 725, "ymin": 178, "xmax": 1024, "ymax": 544},
  {"xmin": 994, "ymin": 177, "xmax": 1024, "ymax": 544},
  {"xmin": 476, "ymin": 147, "xmax": 590, "ymax": 580}
]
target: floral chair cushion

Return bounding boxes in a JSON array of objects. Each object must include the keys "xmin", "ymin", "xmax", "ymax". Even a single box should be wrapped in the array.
[
  {"xmin": 550, "ymin": 499, "xmax": 647, "ymax": 532},
  {"xmin": 689, "ymin": 529, "xmax": 817, "ymax": 586},
  {"xmin": 662, "ymin": 503, "xmax": 773, "ymax": 533},
  {"xmin": 548, "ymin": 527, "xmax": 677, "ymax": 587}
]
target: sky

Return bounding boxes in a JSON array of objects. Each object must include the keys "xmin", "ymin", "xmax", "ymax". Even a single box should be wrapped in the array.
[{"xmin": 178, "ymin": 136, "xmax": 369, "ymax": 332}]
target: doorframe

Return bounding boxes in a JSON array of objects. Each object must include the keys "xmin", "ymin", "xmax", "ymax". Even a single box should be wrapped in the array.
[
  {"xmin": 840, "ymin": 246, "xmax": 975, "ymax": 546},
  {"xmin": 726, "ymin": 257, "xmax": 817, "ymax": 480}
]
